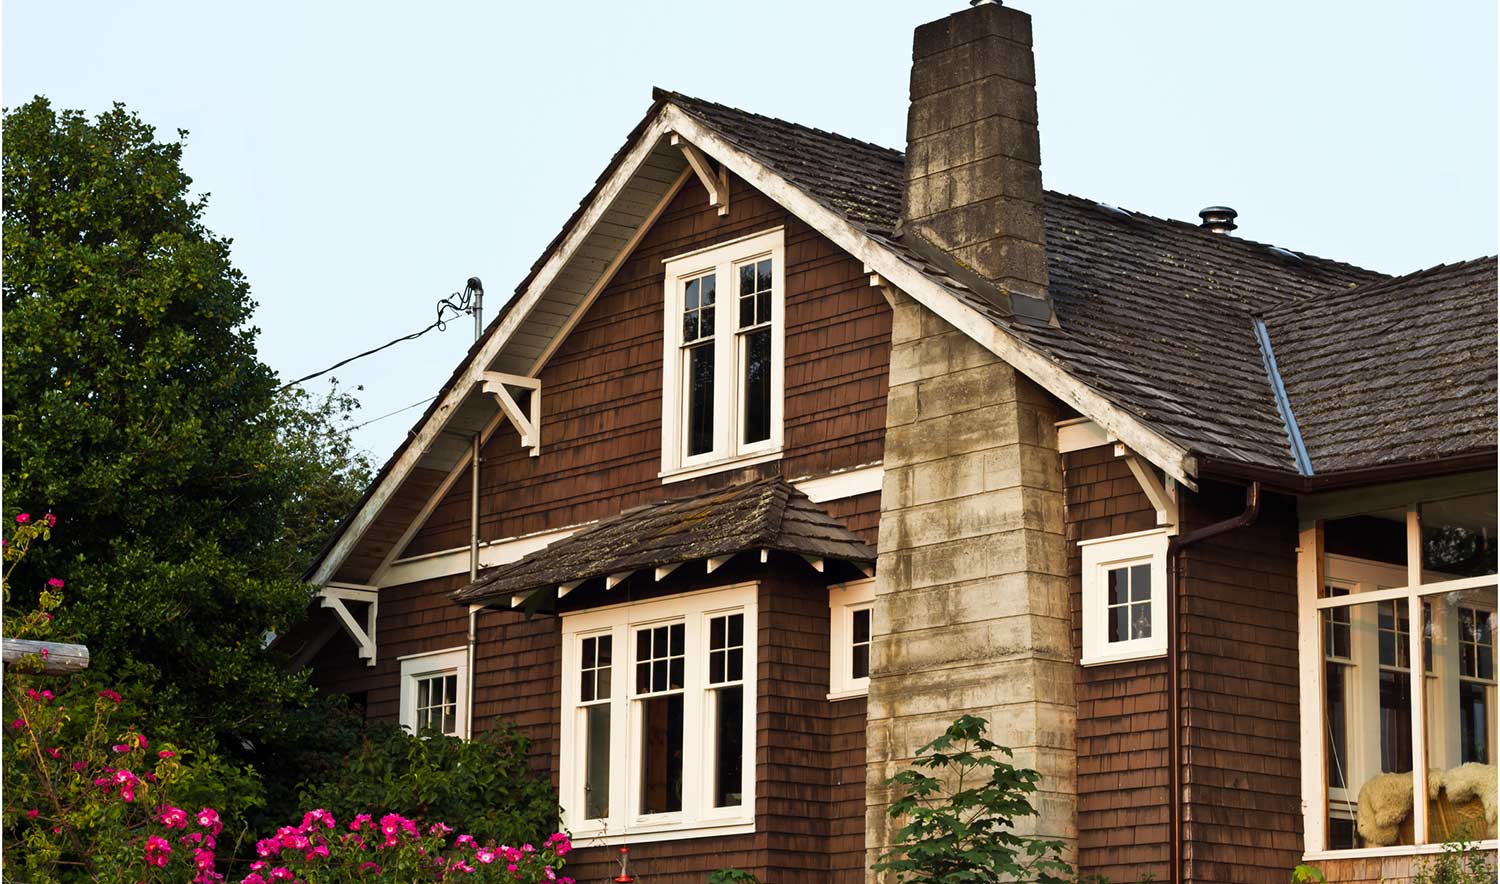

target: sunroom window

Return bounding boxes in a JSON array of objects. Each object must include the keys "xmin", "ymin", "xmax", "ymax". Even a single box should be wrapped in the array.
[
  {"xmin": 1302, "ymin": 488, "xmax": 1498, "ymax": 855},
  {"xmin": 559, "ymin": 584, "xmax": 757, "ymax": 842},
  {"xmin": 661, "ymin": 229, "xmax": 784, "ymax": 481}
]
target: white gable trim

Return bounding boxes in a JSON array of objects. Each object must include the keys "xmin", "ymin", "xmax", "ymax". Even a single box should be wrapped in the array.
[
  {"xmin": 312, "ymin": 102, "xmax": 1199, "ymax": 589},
  {"xmin": 657, "ymin": 105, "xmax": 1196, "ymax": 489}
]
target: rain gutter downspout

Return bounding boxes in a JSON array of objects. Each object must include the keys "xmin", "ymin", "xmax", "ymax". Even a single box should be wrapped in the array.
[
  {"xmin": 466, "ymin": 285, "xmax": 484, "ymax": 738},
  {"xmin": 1166, "ymin": 479, "xmax": 1260, "ymax": 884}
]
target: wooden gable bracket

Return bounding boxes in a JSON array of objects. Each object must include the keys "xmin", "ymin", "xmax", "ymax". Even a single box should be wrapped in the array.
[
  {"xmin": 1114, "ymin": 442, "xmax": 1179, "ymax": 532},
  {"xmin": 319, "ymin": 583, "xmax": 379, "ymax": 666},
  {"xmin": 478, "ymin": 371, "xmax": 542, "ymax": 456},
  {"xmin": 671, "ymin": 133, "xmax": 728, "ymax": 217}
]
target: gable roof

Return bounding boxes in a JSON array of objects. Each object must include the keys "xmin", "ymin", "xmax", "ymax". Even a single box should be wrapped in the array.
[
  {"xmin": 451, "ymin": 476, "xmax": 875, "ymax": 607},
  {"xmin": 1261, "ymin": 257, "xmax": 1498, "ymax": 474},
  {"xmin": 306, "ymin": 89, "xmax": 1495, "ymax": 586}
]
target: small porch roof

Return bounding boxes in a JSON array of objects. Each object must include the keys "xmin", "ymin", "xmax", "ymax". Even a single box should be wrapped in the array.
[{"xmin": 450, "ymin": 476, "xmax": 876, "ymax": 608}]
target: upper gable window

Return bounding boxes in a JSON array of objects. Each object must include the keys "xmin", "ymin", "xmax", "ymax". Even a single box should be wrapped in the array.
[{"xmin": 661, "ymin": 228, "xmax": 785, "ymax": 482}]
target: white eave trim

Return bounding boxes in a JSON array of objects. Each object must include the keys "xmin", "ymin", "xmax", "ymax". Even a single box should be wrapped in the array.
[
  {"xmin": 658, "ymin": 105, "xmax": 1197, "ymax": 490},
  {"xmin": 310, "ymin": 102, "xmax": 1199, "ymax": 590}
]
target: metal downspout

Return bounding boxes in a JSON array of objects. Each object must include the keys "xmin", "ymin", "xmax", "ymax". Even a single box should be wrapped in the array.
[
  {"xmin": 466, "ymin": 284, "xmax": 484, "ymax": 738},
  {"xmin": 1166, "ymin": 480, "xmax": 1260, "ymax": 884}
]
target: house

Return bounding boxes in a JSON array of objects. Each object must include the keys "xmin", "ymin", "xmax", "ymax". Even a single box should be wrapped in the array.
[{"xmin": 291, "ymin": 3, "xmax": 1499, "ymax": 882}]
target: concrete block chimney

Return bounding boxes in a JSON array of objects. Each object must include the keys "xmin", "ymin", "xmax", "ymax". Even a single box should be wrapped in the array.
[{"xmin": 900, "ymin": 0, "xmax": 1052, "ymax": 322}]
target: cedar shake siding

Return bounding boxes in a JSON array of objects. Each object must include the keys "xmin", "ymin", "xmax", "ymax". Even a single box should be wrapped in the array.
[
  {"xmin": 400, "ymin": 171, "xmax": 890, "ymax": 559},
  {"xmin": 1066, "ymin": 445, "xmax": 1169, "ymax": 881},
  {"xmin": 1177, "ymin": 483, "xmax": 1302, "ymax": 884},
  {"xmin": 1067, "ymin": 449, "xmax": 1305, "ymax": 884}
]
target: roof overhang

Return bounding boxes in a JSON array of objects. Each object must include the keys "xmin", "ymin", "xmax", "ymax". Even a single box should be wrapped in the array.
[{"xmin": 308, "ymin": 97, "xmax": 1203, "ymax": 586}]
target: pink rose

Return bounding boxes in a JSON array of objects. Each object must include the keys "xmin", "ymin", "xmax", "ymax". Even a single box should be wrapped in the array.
[{"xmin": 15, "ymin": 513, "xmax": 30, "ymax": 524}]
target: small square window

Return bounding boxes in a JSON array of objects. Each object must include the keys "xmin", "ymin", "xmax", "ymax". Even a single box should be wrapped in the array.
[
  {"xmin": 399, "ymin": 648, "xmax": 468, "ymax": 738},
  {"xmin": 1080, "ymin": 530, "xmax": 1169, "ymax": 666}
]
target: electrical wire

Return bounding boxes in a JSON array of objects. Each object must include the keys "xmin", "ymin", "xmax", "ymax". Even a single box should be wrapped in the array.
[
  {"xmin": 276, "ymin": 285, "xmax": 480, "ymax": 393},
  {"xmin": 341, "ymin": 396, "xmax": 437, "ymax": 433}
]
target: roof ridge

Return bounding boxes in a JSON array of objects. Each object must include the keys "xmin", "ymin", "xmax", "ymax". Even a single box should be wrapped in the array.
[
  {"xmin": 1260, "ymin": 255, "xmax": 1500, "ymax": 321},
  {"xmin": 655, "ymin": 87, "xmax": 906, "ymax": 159}
]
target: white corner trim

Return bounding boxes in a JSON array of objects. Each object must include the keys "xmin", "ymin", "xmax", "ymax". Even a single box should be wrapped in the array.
[
  {"xmin": 1056, "ymin": 418, "xmax": 1109, "ymax": 454},
  {"xmin": 658, "ymin": 105, "xmax": 1198, "ymax": 490}
]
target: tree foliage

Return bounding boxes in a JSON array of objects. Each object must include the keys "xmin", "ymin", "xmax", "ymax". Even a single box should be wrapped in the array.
[
  {"xmin": 872, "ymin": 715, "xmax": 1070, "ymax": 884},
  {"xmin": 1, "ymin": 97, "xmax": 371, "ymax": 777},
  {"xmin": 299, "ymin": 721, "xmax": 559, "ymax": 849}
]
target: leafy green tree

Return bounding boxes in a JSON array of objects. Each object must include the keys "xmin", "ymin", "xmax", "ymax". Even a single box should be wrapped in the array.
[{"xmin": 1, "ymin": 98, "xmax": 371, "ymax": 780}]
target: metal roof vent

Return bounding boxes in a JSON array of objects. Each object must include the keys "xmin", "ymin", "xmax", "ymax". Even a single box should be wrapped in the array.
[{"xmin": 1199, "ymin": 206, "xmax": 1238, "ymax": 234}]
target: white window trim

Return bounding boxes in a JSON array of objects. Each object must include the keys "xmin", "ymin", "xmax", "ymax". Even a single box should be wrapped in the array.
[
  {"xmin": 1297, "ymin": 501, "xmax": 1498, "ymax": 859},
  {"xmin": 559, "ymin": 583, "xmax": 758, "ymax": 844},
  {"xmin": 829, "ymin": 579, "xmax": 876, "ymax": 699},
  {"xmin": 397, "ymin": 647, "xmax": 469, "ymax": 738},
  {"xmin": 660, "ymin": 228, "xmax": 785, "ymax": 482},
  {"xmin": 1079, "ymin": 528, "xmax": 1169, "ymax": 666}
]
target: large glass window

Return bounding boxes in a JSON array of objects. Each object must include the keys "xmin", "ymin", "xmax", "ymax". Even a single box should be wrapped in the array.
[
  {"xmin": 1306, "ymin": 489, "xmax": 1498, "ymax": 854},
  {"xmin": 559, "ymin": 585, "xmax": 757, "ymax": 842},
  {"xmin": 661, "ymin": 230, "xmax": 784, "ymax": 479}
]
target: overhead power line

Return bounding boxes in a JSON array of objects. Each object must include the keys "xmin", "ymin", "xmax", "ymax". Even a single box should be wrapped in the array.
[
  {"xmin": 276, "ymin": 278, "xmax": 485, "ymax": 393},
  {"xmin": 342, "ymin": 396, "xmax": 437, "ymax": 433}
]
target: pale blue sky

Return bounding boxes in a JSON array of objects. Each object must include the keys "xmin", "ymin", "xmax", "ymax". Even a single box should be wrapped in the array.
[{"xmin": 6, "ymin": 1, "xmax": 1496, "ymax": 460}]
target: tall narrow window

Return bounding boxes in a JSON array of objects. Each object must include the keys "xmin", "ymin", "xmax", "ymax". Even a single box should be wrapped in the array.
[
  {"xmin": 682, "ymin": 275, "xmax": 716, "ymax": 457},
  {"xmin": 737, "ymin": 258, "xmax": 773, "ymax": 446},
  {"xmin": 1458, "ymin": 607, "xmax": 1494, "ymax": 763},
  {"xmin": 636, "ymin": 623, "xmax": 685, "ymax": 815},
  {"xmin": 708, "ymin": 613, "xmax": 745, "ymax": 808},
  {"xmin": 661, "ymin": 229, "xmax": 784, "ymax": 480},
  {"xmin": 851, "ymin": 607, "xmax": 872, "ymax": 680},
  {"xmin": 1377, "ymin": 599, "xmax": 1414, "ymax": 773},
  {"xmin": 580, "ymin": 634, "xmax": 613, "ymax": 820}
]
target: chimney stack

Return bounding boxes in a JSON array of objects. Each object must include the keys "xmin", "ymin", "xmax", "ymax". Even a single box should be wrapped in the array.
[{"xmin": 901, "ymin": 1, "xmax": 1052, "ymax": 323}]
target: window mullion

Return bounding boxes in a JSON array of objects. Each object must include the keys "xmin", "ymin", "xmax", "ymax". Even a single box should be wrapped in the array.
[
  {"xmin": 717, "ymin": 259, "xmax": 735, "ymax": 458},
  {"xmin": 1404, "ymin": 506, "xmax": 1428, "ymax": 845}
]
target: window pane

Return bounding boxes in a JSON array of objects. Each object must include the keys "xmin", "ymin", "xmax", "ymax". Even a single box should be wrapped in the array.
[
  {"xmin": 585, "ymin": 704, "xmax": 611, "ymax": 820},
  {"xmin": 756, "ymin": 259, "xmax": 771, "ymax": 293},
  {"xmin": 687, "ymin": 344, "xmax": 715, "ymax": 456},
  {"xmin": 598, "ymin": 635, "xmax": 612, "ymax": 667},
  {"xmin": 711, "ymin": 616, "xmax": 726, "ymax": 650},
  {"xmin": 1109, "ymin": 606, "xmax": 1129, "ymax": 644},
  {"xmin": 1130, "ymin": 564, "xmax": 1151, "ymax": 601},
  {"xmin": 640, "ymin": 694, "xmax": 684, "ymax": 814},
  {"xmin": 1131, "ymin": 602, "xmax": 1152, "ymax": 640},
  {"xmin": 713, "ymin": 685, "xmax": 744, "ymax": 807},
  {"xmin": 583, "ymin": 637, "xmax": 596, "ymax": 669},
  {"xmin": 853, "ymin": 608, "xmax": 871, "ymax": 644},
  {"xmin": 727, "ymin": 648, "xmax": 742, "ymax": 682},
  {"xmin": 581, "ymin": 671, "xmax": 595, "ymax": 702},
  {"xmin": 417, "ymin": 678, "xmax": 430, "ymax": 712},
  {"xmin": 853, "ymin": 643, "xmax": 870, "ymax": 680},
  {"xmin": 701, "ymin": 274, "xmax": 716, "ymax": 306},
  {"xmin": 743, "ymin": 328, "xmax": 771, "ymax": 445},
  {"xmin": 710, "ymin": 650, "xmax": 725, "ymax": 684},
  {"xmin": 1420, "ymin": 493, "xmax": 1498, "ymax": 577},
  {"xmin": 685, "ymin": 277, "xmax": 700, "ymax": 310},
  {"xmin": 1422, "ymin": 586, "xmax": 1497, "ymax": 837},
  {"xmin": 728, "ymin": 614, "xmax": 743, "ymax": 647},
  {"xmin": 597, "ymin": 666, "xmax": 611, "ymax": 701},
  {"xmin": 1108, "ymin": 568, "xmax": 1129, "ymax": 606},
  {"xmin": 739, "ymin": 263, "xmax": 755, "ymax": 297},
  {"xmin": 1323, "ymin": 597, "xmax": 1414, "ymax": 848},
  {"xmin": 740, "ymin": 295, "xmax": 755, "ymax": 329}
]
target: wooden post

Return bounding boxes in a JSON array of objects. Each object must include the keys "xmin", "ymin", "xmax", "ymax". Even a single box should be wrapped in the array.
[{"xmin": 2, "ymin": 638, "xmax": 90, "ymax": 675}]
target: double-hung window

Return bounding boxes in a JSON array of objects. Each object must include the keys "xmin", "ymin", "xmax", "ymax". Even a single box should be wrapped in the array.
[
  {"xmin": 560, "ymin": 584, "xmax": 757, "ymax": 842},
  {"xmin": 1079, "ymin": 529, "xmax": 1169, "ymax": 666},
  {"xmin": 661, "ymin": 229, "xmax": 785, "ymax": 481},
  {"xmin": 398, "ymin": 647, "xmax": 468, "ymax": 738},
  {"xmin": 1299, "ymin": 489, "xmax": 1497, "ymax": 856},
  {"xmin": 829, "ymin": 579, "xmax": 876, "ymax": 698}
]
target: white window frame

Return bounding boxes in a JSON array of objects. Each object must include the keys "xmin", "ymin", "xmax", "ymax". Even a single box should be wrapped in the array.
[
  {"xmin": 829, "ymin": 579, "xmax": 876, "ymax": 699},
  {"xmin": 1079, "ymin": 529, "xmax": 1169, "ymax": 666},
  {"xmin": 397, "ymin": 647, "xmax": 469, "ymax": 738},
  {"xmin": 559, "ymin": 583, "xmax": 758, "ymax": 844},
  {"xmin": 660, "ymin": 228, "xmax": 785, "ymax": 483},
  {"xmin": 1297, "ymin": 498, "xmax": 1499, "ymax": 860}
]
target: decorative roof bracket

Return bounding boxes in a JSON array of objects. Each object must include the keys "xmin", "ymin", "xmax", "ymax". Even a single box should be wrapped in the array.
[
  {"xmin": 671, "ymin": 133, "xmax": 728, "ymax": 217},
  {"xmin": 479, "ymin": 372, "xmax": 542, "ymax": 456},
  {"xmin": 1115, "ymin": 443, "xmax": 1179, "ymax": 533},
  {"xmin": 319, "ymin": 583, "xmax": 378, "ymax": 666}
]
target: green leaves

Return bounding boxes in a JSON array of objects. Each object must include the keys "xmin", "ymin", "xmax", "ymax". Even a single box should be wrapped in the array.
[
  {"xmin": 873, "ymin": 715, "xmax": 1071, "ymax": 884},
  {"xmin": 2, "ymin": 97, "xmax": 372, "ymax": 832}
]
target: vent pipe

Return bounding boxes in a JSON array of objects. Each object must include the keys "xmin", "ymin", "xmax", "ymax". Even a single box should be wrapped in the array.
[{"xmin": 1199, "ymin": 206, "xmax": 1238, "ymax": 234}]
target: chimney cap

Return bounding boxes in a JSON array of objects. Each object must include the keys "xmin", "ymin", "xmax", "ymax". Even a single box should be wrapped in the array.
[{"xmin": 1199, "ymin": 206, "xmax": 1238, "ymax": 234}]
